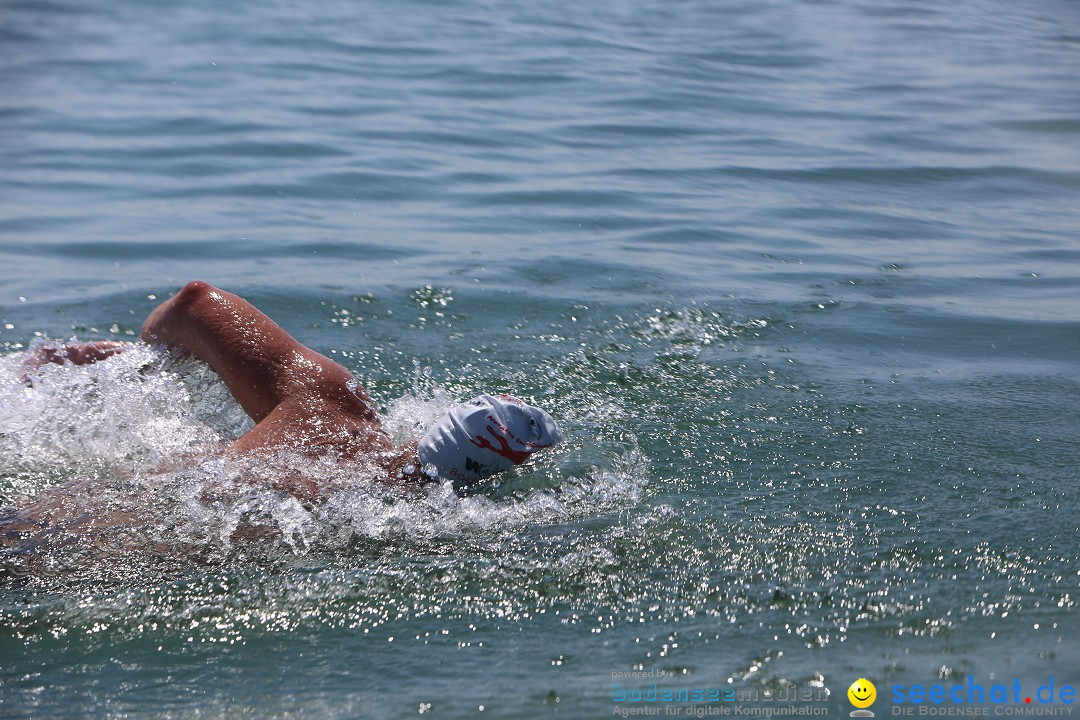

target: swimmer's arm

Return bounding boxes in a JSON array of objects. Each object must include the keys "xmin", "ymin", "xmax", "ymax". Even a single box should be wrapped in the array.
[{"xmin": 140, "ymin": 281, "xmax": 370, "ymax": 424}]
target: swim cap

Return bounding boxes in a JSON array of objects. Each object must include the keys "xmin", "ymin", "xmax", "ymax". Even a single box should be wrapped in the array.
[{"xmin": 417, "ymin": 394, "xmax": 563, "ymax": 491}]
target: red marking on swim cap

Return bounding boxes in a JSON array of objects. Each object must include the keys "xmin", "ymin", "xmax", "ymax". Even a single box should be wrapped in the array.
[
  {"xmin": 485, "ymin": 413, "xmax": 547, "ymax": 449},
  {"xmin": 469, "ymin": 426, "xmax": 551, "ymax": 464}
]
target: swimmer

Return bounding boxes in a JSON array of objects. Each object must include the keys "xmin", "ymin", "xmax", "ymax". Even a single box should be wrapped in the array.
[{"xmin": 15, "ymin": 281, "xmax": 564, "ymax": 499}]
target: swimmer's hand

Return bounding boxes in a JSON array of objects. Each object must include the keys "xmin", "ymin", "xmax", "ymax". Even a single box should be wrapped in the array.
[{"xmin": 20, "ymin": 340, "xmax": 131, "ymax": 386}]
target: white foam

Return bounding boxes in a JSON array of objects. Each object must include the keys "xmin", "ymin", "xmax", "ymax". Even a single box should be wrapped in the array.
[
  {"xmin": 0, "ymin": 345, "xmax": 224, "ymax": 491},
  {"xmin": 1, "ymin": 345, "xmax": 647, "ymax": 573}
]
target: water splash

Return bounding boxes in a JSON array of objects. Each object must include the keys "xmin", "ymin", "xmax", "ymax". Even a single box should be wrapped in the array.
[
  {"xmin": 0, "ymin": 341, "xmax": 647, "ymax": 584},
  {"xmin": 0, "ymin": 344, "xmax": 225, "ymax": 496}
]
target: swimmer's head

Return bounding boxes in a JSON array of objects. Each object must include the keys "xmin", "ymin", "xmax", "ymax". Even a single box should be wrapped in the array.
[{"xmin": 417, "ymin": 394, "xmax": 563, "ymax": 493}]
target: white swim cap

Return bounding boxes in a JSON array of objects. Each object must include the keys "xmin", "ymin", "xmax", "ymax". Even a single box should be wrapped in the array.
[{"xmin": 417, "ymin": 394, "xmax": 563, "ymax": 491}]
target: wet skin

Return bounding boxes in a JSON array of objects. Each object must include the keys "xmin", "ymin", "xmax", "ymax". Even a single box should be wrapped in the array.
[
  {"xmin": 140, "ymin": 281, "xmax": 398, "ymax": 459},
  {"xmin": 13, "ymin": 282, "xmax": 424, "ymax": 512},
  {"xmin": 2, "ymin": 282, "xmax": 436, "ymax": 562}
]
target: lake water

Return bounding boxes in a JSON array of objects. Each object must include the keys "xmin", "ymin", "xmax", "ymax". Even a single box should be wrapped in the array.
[{"xmin": 1, "ymin": 0, "xmax": 1079, "ymax": 717}]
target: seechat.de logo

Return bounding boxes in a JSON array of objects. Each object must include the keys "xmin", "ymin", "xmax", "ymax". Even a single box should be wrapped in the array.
[{"xmin": 849, "ymin": 678, "xmax": 877, "ymax": 717}]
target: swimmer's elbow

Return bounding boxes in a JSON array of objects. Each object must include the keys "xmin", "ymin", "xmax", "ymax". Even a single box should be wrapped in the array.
[
  {"xmin": 174, "ymin": 280, "xmax": 216, "ymax": 305},
  {"xmin": 141, "ymin": 280, "xmax": 218, "ymax": 344}
]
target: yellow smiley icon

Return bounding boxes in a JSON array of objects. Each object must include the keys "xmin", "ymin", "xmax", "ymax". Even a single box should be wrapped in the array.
[{"xmin": 848, "ymin": 678, "xmax": 877, "ymax": 709}]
